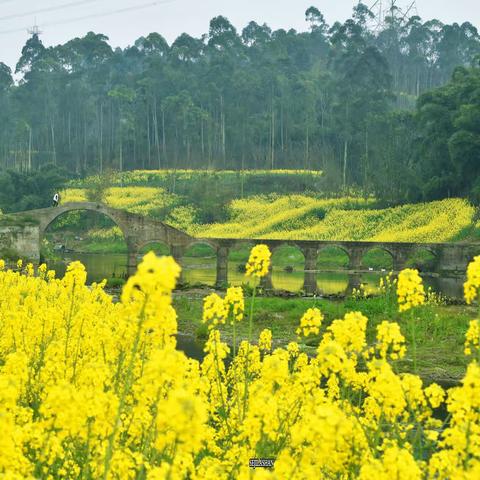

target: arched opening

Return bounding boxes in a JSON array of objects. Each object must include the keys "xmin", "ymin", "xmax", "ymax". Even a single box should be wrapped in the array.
[
  {"xmin": 138, "ymin": 241, "xmax": 170, "ymax": 256},
  {"xmin": 42, "ymin": 209, "xmax": 128, "ymax": 285},
  {"xmin": 406, "ymin": 248, "xmax": 437, "ymax": 272},
  {"xmin": 181, "ymin": 242, "xmax": 217, "ymax": 287},
  {"xmin": 361, "ymin": 248, "xmax": 394, "ymax": 271},
  {"xmin": 317, "ymin": 246, "xmax": 350, "ymax": 270},
  {"xmin": 227, "ymin": 242, "xmax": 256, "ymax": 287},
  {"xmin": 271, "ymin": 245, "xmax": 305, "ymax": 292}
]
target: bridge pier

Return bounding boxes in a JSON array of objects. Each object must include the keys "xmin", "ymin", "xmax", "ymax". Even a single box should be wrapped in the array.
[
  {"xmin": 302, "ymin": 247, "xmax": 318, "ymax": 295},
  {"xmin": 127, "ymin": 250, "xmax": 138, "ymax": 277},
  {"xmin": 392, "ymin": 249, "xmax": 410, "ymax": 272},
  {"xmin": 171, "ymin": 245, "xmax": 186, "ymax": 284},
  {"xmin": 348, "ymin": 248, "xmax": 365, "ymax": 271},
  {"xmin": 346, "ymin": 273, "xmax": 362, "ymax": 296},
  {"xmin": 216, "ymin": 246, "xmax": 229, "ymax": 287}
]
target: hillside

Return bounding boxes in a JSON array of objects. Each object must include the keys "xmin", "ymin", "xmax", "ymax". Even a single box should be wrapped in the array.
[{"xmin": 59, "ymin": 171, "xmax": 480, "ymax": 244}]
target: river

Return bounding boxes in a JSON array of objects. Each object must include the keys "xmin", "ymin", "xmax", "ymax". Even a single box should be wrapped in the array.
[{"xmin": 48, "ymin": 252, "xmax": 466, "ymax": 299}]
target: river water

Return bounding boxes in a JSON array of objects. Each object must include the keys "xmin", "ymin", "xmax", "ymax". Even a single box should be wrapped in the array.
[{"xmin": 48, "ymin": 252, "xmax": 466, "ymax": 299}]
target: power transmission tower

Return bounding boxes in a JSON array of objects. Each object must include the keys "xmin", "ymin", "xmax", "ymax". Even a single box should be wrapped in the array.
[
  {"xmin": 27, "ymin": 18, "xmax": 43, "ymax": 37},
  {"xmin": 367, "ymin": 0, "xmax": 418, "ymax": 31}
]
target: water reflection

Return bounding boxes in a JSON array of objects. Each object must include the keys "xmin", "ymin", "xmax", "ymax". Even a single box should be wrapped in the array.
[{"xmin": 47, "ymin": 253, "xmax": 466, "ymax": 299}]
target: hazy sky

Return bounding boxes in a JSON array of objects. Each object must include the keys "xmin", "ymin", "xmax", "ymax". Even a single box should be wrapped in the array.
[{"xmin": 0, "ymin": 0, "xmax": 479, "ymax": 70}]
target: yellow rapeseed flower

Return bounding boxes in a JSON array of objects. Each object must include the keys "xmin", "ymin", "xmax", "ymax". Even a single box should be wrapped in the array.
[
  {"xmin": 464, "ymin": 256, "xmax": 480, "ymax": 304},
  {"xmin": 202, "ymin": 293, "xmax": 228, "ymax": 330},
  {"xmin": 296, "ymin": 307, "xmax": 323, "ymax": 337},
  {"xmin": 397, "ymin": 268, "xmax": 425, "ymax": 312},
  {"xmin": 465, "ymin": 319, "xmax": 480, "ymax": 355},
  {"xmin": 258, "ymin": 329, "xmax": 272, "ymax": 352},
  {"xmin": 224, "ymin": 286, "xmax": 244, "ymax": 322},
  {"xmin": 245, "ymin": 244, "xmax": 271, "ymax": 278}
]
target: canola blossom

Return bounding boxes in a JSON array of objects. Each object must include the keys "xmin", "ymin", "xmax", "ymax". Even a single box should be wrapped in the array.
[
  {"xmin": 63, "ymin": 180, "xmax": 475, "ymax": 245},
  {"xmin": 245, "ymin": 244, "xmax": 271, "ymax": 278},
  {"xmin": 397, "ymin": 268, "xmax": 426, "ymax": 312},
  {"xmin": 465, "ymin": 255, "xmax": 480, "ymax": 304},
  {"xmin": 2, "ymin": 254, "xmax": 480, "ymax": 478}
]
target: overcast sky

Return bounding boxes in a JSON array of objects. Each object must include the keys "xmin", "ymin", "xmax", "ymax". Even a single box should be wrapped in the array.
[{"xmin": 0, "ymin": 0, "xmax": 479, "ymax": 70}]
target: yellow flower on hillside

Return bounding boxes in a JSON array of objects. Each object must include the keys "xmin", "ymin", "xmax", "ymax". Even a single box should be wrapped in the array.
[
  {"xmin": 245, "ymin": 244, "xmax": 271, "ymax": 278},
  {"xmin": 397, "ymin": 268, "xmax": 425, "ymax": 312},
  {"xmin": 464, "ymin": 256, "xmax": 480, "ymax": 304}
]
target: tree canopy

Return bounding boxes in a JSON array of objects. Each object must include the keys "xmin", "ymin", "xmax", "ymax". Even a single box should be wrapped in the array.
[{"xmin": 0, "ymin": 3, "xmax": 479, "ymax": 202}]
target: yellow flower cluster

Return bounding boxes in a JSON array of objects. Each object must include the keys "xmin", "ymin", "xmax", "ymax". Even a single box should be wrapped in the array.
[
  {"xmin": 1, "ymin": 249, "xmax": 480, "ymax": 478},
  {"xmin": 224, "ymin": 286, "xmax": 244, "ymax": 322},
  {"xmin": 465, "ymin": 255, "xmax": 480, "ymax": 304},
  {"xmin": 202, "ymin": 292, "xmax": 228, "ymax": 329},
  {"xmin": 258, "ymin": 329, "xmax": 272, "ymax": 352},
  {"xmin": 245, "ymin": 244, "xmax": 271, "ymax": 278},
  {"xmin": 465, "ymin": 319, "xmax": 480, "ymax": 355},
  {"xmin": 203, "ymin": 287, "xmax": 245, "ymax": 330},
  {"xmin": 195, "ymin": 196, "xmax": 473, "ymax": 243},
  {"xmin": 375, "ymin": 321, "xmax": 407, "ymax": 360},
  {"xmin": 397, "ymin": 268, "xmax": 426, "ymax": 312},
  {"xmin": 296, "ymin": 307, "xmax": 323, "ymax": 337}
]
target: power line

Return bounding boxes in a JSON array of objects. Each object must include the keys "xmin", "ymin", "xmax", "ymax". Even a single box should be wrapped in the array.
[
  {"xmin": 0, "ymin": 0, "xmax": 99, "ymax": 23},
  {"xmin": 0, "ymin": 0, "xmax": 176, "ymax": 35}
]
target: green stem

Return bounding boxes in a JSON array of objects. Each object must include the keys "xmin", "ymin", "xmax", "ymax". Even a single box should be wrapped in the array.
[
  {"xmin": 233, "ymin": 318, "xmax": 236, "ymax": 358},
  {"xmin": 242, "ymin": 284, "xmax": 257, "ymax": 419},
  {"xmin": 410, "ymin": 310, "xmax": 417, "ymax": 374}
]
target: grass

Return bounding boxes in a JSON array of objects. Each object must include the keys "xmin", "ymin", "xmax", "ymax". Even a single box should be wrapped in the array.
[{"xmin": 173, "ymin": 293, "xmax": 474, "ymax": 383}]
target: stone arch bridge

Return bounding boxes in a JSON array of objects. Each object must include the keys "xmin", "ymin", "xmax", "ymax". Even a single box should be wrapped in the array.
[{"xmin": 2, "ymin": 202, "xmax": 479, "ymax": 294}]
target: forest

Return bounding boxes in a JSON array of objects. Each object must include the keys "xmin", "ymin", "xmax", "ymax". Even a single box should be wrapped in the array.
[{"xmin": 0, "ymin": 3, "xmax": 480, "ymax": 202}]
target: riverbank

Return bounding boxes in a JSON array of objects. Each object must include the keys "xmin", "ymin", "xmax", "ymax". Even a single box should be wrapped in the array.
[{"xmin": 173, "ymin": 290, "xmax": 475, "ymax": 385}]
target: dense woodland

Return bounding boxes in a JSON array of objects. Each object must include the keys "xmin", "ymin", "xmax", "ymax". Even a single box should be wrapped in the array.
[{"xmin": 0, "ymin": 3, "xmax": 480, "ymax": 202}]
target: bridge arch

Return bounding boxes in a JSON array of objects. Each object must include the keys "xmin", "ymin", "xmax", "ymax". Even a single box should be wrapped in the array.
[
  {"xmin": 361, "ymin": 246, "xmax": 394, "ymax": 271},
  {"xmin": 39, "ymin": 203, "xmax": 131, "ymax": 248},
  {"xmin": 317, "ymin": 244, "xmax": 351, "ymax": 270}
]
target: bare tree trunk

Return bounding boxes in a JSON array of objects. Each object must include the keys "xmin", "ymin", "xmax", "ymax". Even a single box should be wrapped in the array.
[
  {"xmin": 364, "ymin": 126, "xmax": 369, "ymax": 189},
  {"xmin": 343, "ymin": 139, "xmax": 348, "ymax": 189},
  {"xmin": 51, "ymin": 120, "xmax": 57, "ymax": 165},
  {"xmin": 84, "ymin": 112, "xmax": 87, "ymax": 172},
  {"xmin": 119, "ymin": 142, "xmax": 123, "ymax": 172},
  {"xmin": 153, "ymin": 96, "xmax": 161, "ymax": 169},
  {"xmin": 200, "ymin": 116, "xmax": 205, "ymax": 162},
  {"xmin": 99, "ymin": 103, "xmax": 103, "ymax": 173},
  {"xmin": 146, "ymin": 106, "xmax": 151, "ymax": 168},
  {"xmin": 270, "ymin": 93, "xmax": 275, "ymax": 169},
  {"xmin": 162, "ymin": 108, "xmax": 167, "ymax": 168},
  {"xmin": 28, "ymin": 126, "xmax": 32, "ymax": 171},
  {"xmin": 305, "ymin": 122, "xmax": 309, "ymax": 170},
  {"xmin": 220, "ymin": 94, "xmax": 226, "ymax": 167}
]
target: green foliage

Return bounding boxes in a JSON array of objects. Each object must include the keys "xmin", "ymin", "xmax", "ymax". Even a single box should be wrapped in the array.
[
  {"xmin": 0, "ymin": 7, "xmax": 479, "ymax": 203},
  {"xmin": 412, "ymin": 64, "xmax": 480, "ymax": 200},
  {"xmin": 0, "ymin": 164, "xmax": 67, "ymax": 213},
  {"xmin": 85, "ymin": 171, "xmax": 117, "ymax": 204}
]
